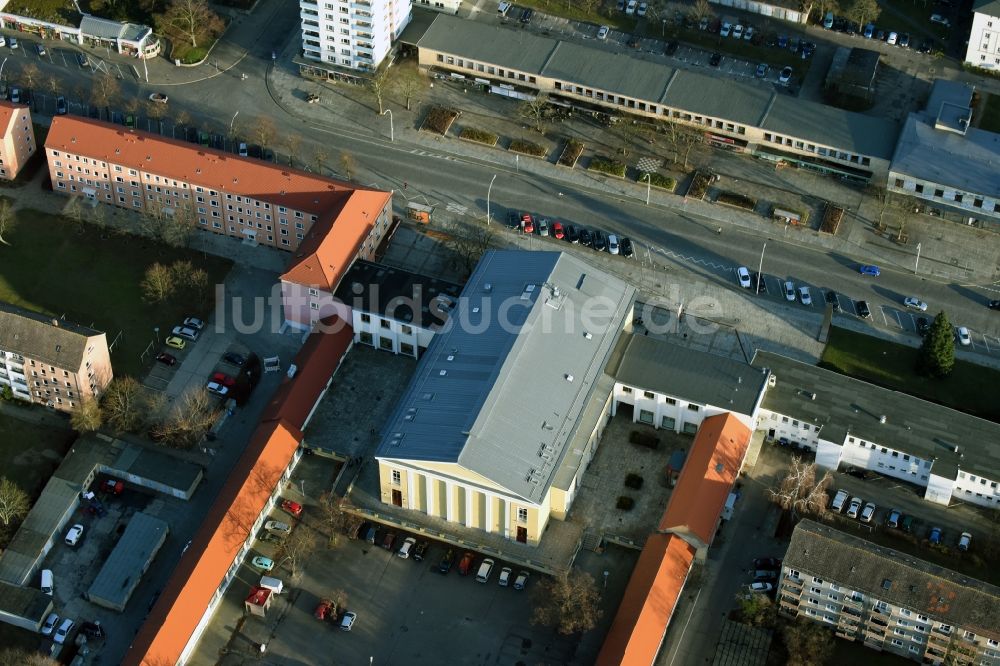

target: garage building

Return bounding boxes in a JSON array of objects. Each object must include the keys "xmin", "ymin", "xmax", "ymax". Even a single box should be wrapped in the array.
[{"xmin": 86, "ymin": 512, "xmax": 169, "ymax": 612}]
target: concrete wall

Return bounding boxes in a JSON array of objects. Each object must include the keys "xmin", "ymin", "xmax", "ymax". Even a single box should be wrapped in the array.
[{"xmin": 888, "ymin": 168, "xmax": 1000, "ymax": 224}]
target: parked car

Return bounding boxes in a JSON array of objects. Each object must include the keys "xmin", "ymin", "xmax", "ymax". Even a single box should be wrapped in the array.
[
  {"xmin": 578, "ymin": 228, "xmax": 593, "ymax": 247},
  {"xmin": 476, "ymin": 558, "xmax": 495, "ymax": 583},
  {"xmin": 54, "ymin": 618, "xmax": 75, "ymax": 644},
  {"xmin": 798, "ymin": 286, "xmax": 812, "ymax": 305},
  {"xmin": 264, "ymin": 520, "xmax": 291, "ymax": 535},
  {"xmin": 748, "ymin": 581, "xmax": 773, "ymax": 593},
  {"xmin": 223, "ymin": 352, "xmax": 247, "ymax": 367},
  {"xmin": 252, "ymin": 556, "xmax": 274, "ymax": 571},
  {"xmin": 148, "ymin": 92, "xmax": 169, "ymax": 104},
  {"xmin": 929, "ymin": 13, "xmax": 951, "ymax": 26},
  {"xmin": 608, "ymin": 234, "xmax": 620, "ymax": 255},
  {"xmin": 597, "ymin": 25, "xmax": 610, "ymax": 40},
  {"xmin": 458, "ymin": 551, "xmax": 475, "ymax": 575},
  {"xmin": 56, "ymin": 96, "xmax": 67, "ymax": 115},
  {"xmin": 620, "ymin": 237, "xmax": 634, "ymax": 257},
  {"xmin": 846, "ymin": 497, "xmax": 862, "ymax": 519},
  {"xmin": 958, "ymin": 532, "xmax": 972, "ymax": 551},
  {"xmin": 381, "ymin": 532, "xmax": 396, "ymax": 550},
  {"xmin": 887, "ymin": 31, "xmax": 898, "ymax": 45},
  {"xmin": 886, "ymin": 509, "xmax": 901, "ymax": 528},
  {"xmin": 514, "ymin": 570, "xmax": 530, "ymax": 590},
  {"xmin": 238, "ymin": 142, "xmax": 248, "ymax": 157},
  {"xmin": 9, "ymin": 87, "xmax": 20, "ymax": 104},
  {"xmin": 823, "ymin": 11, "xmax": 834, "ymax": 28},
  {"xmin": 753, "ymin": 569, "xmax": 778, "ymax": 581},
  {"xmin": 8, "ymin": 37, "xmax": 17, "ymax": 49},
  {"xmin": 928, "ymin": 526, "xmax": 942, "ymax": 544},
  {"xmin": 592, "ymin": 230, "xmax": 608, "ymax": 251},
  {"xmin": 625, "ymin": 0, "xmax": 636, "ymax": 15},
  {"xmin": 863, "ymin": 22, "xmax": 875, "ymax": 38},
  {"xmin": 34, "ymin": 43, "xmax": 46, "ymax": 56},
  {"xmin": 831, "ymin": 489, "xmax": 849, "ymax": 512},
  {"xmin": 744, "ymin": 25, "xmax": 755, "ymax": 41},
  {"xmin": 340, "ymin": 611, "xmax": 357, "ymax": 631},
  {"xmin": 737, "ymin": 266, "xmax": 752, "ymax": 288},
  {"xmin": 916, "ymin": 317, "xmax": 930, "ymax": 336},
  {"xmin": 183, "ymin": 317, "xmax": 205, "ymax": 330},
  {"xmin": 732, "ymin": 23, "xmax": 744, "ymax": 39},
  {"xmin": 171, "ymin": 325, "xmax": 199, "ymax": 341},
  {"xmin": 397, "ymin": 537, "xmax": 417, "ymax": 559},
  {"xmin": 899, "ymin": 32, "xmax": 910, "ymax": 48},
  {"xmin": 41, "ymin": 612, "xmax": 60, "ymax": 636},
  {"xmin": 565, "ymin": 225, "xmax": 579, "ymax": 243},
  {"xmin": 519, "ymin": 7, "xmax": 533, "ymax": 22},
  {"xmin": 439, "ymin": 548, "xmax": 456, "ymax": 573},
  {"xmin": 206, "ymin": 382, "xmax": 229, "ymax": 397},
  {"xmin": 537, "ymin": 218, "xmax": 549, "ymax": 236},
  {"xmin": 637, "ymin": 2, "xmax": 647, "ymax": 16},
  {"xmin": 281, "ymin": 499, "xmax": 302, "ymax": 517},
  {"xmin": 987, "ymin": 299, "xmax": 1000, "ymax": 310},
  {"xmin": 825, "ymin": 290, "xmax": 841, "ymax": 312},
  {"xmin": 779, "ymin": 66, "xmax": 792, "ymax": 84},
  {"xmin": 125, "ymin": 114, "xmax": 136, "ymax": 128},
  {"xmin": 552, "ymin": 221, "xmax": 565, "ymax": 239},
  {"xmin": 413, "ymin": 541, "xmax": 429, "ymax": 562},
  {"xmin": 211, "ymin": 372, "xmax": 237, "ymax": 388},
  {"xmin": 664, "ymin": 40, "xmax": 679, "ymax": 55},
  {"xmin": 783, "ymin": 281, "xmax": 796, "ymax": 301},
  {"xmin": 709, "ymin": 52, "xmax": 722, "ymax": 67},
  {"xmin": 314, "ymin": 599, "xmax": 334, "ymax": 620},
  {"xmin": 498, "ymin": 566, "xmax": 512, "ymax": 586},
  {"xmin": 521, "ymin": 214, "xmax": 534, "ymax": 234},
  {"xmin": 79, "ymin": 621, "xmax": 105, "ymax": 639},
  {"xmin": 720, "ymin": 21, "xmax": 732, "ymax": 37},
  {"xmin": 156, "ymin": 352, "xmax": 177, "ymax": 366},
  {"xmin": 65, "ymin": 524, "xmax": 84, "ymax": 546},
  {"xmin": 755, "ymin": 63, "xmax": 769, "ymax": 78},
  {"xmin": 165, "ymin": 336, "xmax": 186, "ymax": 350},
  {"xmin": 856, "ymin": 301, "xmax": 872, "ymax": 319},
  {"xmin": 753, "ymin": 557, "xmax": 782, "ymax": 570},
  {"xmin": 903, "ymin": 297, "xmax": 927, "ymax": 311},
  {"xmin": 76, "ymin": 53, "xmax": 88, "ymax": 67},
  {"xmin": 752, "ymin": 272, "xmax": 766, "ymax": 294},
  {"xmin": 860, "ymin": 502, "xmax": 876, "ymax": 522},
  {"xmin": 956, "ymin": 326, "xmax": 971, "ymax": 346}
]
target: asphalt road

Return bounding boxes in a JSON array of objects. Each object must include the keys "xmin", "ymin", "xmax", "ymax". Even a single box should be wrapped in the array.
[{"xmin": 2, "ymin": 23, "xmax": 998, "ymax": 358}]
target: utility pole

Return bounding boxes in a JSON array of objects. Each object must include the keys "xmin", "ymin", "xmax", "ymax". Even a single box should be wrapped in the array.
[
  {"xmin": 914, "ymin": 242, "xmax": 921, "ymax": 274},
  {"xmin": 486, "ymin": 173, "xmax": 497, "ymax": 225}
]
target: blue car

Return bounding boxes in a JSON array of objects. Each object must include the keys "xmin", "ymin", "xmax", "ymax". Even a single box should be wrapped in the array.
[
  {"xmin": 928, "ymin": 527, "xmax": 942, "ymax": 544},
  {"xmin": 859, "ymin": 264, "xmax": 880, "ymax": 276},
  {"xmin": 863, "ymin": 23, "xmax": 875, "ymax": 39}
]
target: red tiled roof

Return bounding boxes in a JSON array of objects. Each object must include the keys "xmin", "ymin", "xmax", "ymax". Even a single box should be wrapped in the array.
[
  {"xmin": 44, "ymin": 116, "xmax": 390, "ymax": 218},
  {"xmin": 124, "ymin": 418, "xmax": 303, "ymax": 665},
  {"xmin": 261, "ymin": 316, "xmax": 354, "ymax": 430},
  {"xmin": 0, "ymin": 101, "xmax": 24, "ymax": 133},
  {"xmin": 658, "ymin": 413, "xmax": 751, "ymax": 545},
  {"xmin": 595, "ymin": 534, "xmax": 695, "ymax": 666}
]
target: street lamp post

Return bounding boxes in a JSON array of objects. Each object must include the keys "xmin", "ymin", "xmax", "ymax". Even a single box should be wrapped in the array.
[
  {"xmin": 661, "ymin": 18, "xmax": 666, "ymax": 37},
  {"xmin": 0, "ymin": 58, "xmax": 8, "ymax": 86},
  {"xmin": 382, "ymin": 109, "xmax": 393, "ymax": 142},
  {"xmin": 756, "ymin": 241, "xmax": 767, "ymax": 292},
  {"xmin": 486, "ymin": 174, "xmax": 497, "ymax": 225},
  {"xmin": 914, "ymin": 242, "xmax": 921, "ymax": 274},
  {"xmin": 644, "ymin": 173, "xmax": 651, "ymax": 206},
  {"xmin": 515, "ymin": 154, "xmax": 519, "ymax": 174},
  {"xmin": 229, "ymin": 110, "xmax": 239, "ymax": 133},
  {"xmin": 153, "ymin": 327, "xmax": 159, "ymax": 343}
]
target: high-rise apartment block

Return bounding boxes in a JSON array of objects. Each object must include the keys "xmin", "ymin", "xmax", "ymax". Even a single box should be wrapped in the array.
[{"xmin": 299, "ymin": 0, "xmax": 411, "ymax": 79}]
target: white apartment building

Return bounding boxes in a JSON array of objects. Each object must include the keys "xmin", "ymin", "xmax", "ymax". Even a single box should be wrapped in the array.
[
  {"xmin": 300, "ymin": 0, "xmax": 411, "ymax": 79},
  {"xmin": 752, "ymin": 351, "xmax": 1000, "ymax": 510},
  {"xmin": 965, "ymin": 0, "xmax": 1000, "ymax": 70}
]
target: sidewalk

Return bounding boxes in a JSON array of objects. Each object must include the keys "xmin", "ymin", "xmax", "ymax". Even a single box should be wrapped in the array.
[{"xmin": 265, "ymin": 62, "xmax": 1000, "ymax": 284}]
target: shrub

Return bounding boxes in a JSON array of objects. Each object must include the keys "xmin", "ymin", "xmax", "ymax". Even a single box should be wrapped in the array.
[
  {"xmin": 624, "ymin": 473, "xmax": 644, "ymax": 490},
  {"xmin": 716, "ymin": 192, "xmax": 757, "ymax": 210},
  {"xmin": 588, "ymin": 156, "xmax": 627, "ymax": 178},
  {"xmin": 820, "ymin": 204, "xmax": 844, "ymax": 235},
  {"xmin": 459, "ymin": 127, "xmax": 499, "ymax": 146},
  {"xmin": 509, "ymin": 139, "xmax": 547, "ymax": 157},
  {"xmin": 616, "ymin": 496, "xmax": 635, "ymax": 511},
  {"xmin": 629, "ymin": 430, "xmax": 660, "ymax": 450},
  {"xmin": 641, "ymin": 172, "xmax": 675, "ymax": 191},
  {"xmin": 686, "ymin": 171, "xmax": 713, "ymax": 199},
  {"xmin": 558, "ymin": 139, "xmax": 584, "ymax": 167},
  {"xmin": 422, "ymin": 106, "xmax": 460, "ymax": 135}
]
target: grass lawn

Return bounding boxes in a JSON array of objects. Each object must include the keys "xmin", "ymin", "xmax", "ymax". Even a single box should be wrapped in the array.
[
  {"xmin": 820, "ymin": 326, "xmax": 1000, "ymax": 423},
  {"xmin": 0, "ymin": 209, "xmax": 232, "ymax": 378},
  {"xmin": 0, "ymin": 414, "xmax": 74, "ymax": 498},
  {"xmin": 978, "ymin": 93, "xmax": 1000, "ymax": 133}
]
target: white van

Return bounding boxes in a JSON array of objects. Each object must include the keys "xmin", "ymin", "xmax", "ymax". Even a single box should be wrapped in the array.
[
  {"xmin": 40, "ymin": 569, "xmax": 53, "ymax": 596},
  {"xmin": 497, "ymin": 1, "xmax": 511, "ymax": 16},
  {"xmin": 259, "ymin": 576, "xmax": 284, "ymax": 595},
  {"xmin": 830, "ymin": 489, "xmax": 849, "ymax": 513},
  {"xmin": 475, "ymin": 558, "xmax": 495, "ymax": 583}
]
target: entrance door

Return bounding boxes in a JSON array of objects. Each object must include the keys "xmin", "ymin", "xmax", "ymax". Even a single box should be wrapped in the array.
[
  {"xmin": 516, "ymin": 526, "xmax": 527, "ymax": 543},
  {"xmin": 391, "ymin": 489, "xmax": 403, "ymax": 507}
]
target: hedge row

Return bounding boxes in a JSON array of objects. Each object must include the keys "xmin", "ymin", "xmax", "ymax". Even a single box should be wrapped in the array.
[
  {"xmin": 459, "ymin": 127, "xmax": 499, "ymax": 146},
  {"xmin": 558, "ymin": 139, "xmax": 584, "ymax": 167},
  {"xmin": 509, "ymin": 139, "xmax": 547, "ymax": 157},
  {"xmin": 589, "ymin": 156, "xmax": 627, "ymax": 178}
]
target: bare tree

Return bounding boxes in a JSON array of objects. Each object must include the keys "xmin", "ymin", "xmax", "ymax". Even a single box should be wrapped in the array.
[
  {"xmin": 284, "ymin": 134, "xmax": 302, "ymax": 167},
  {"xmin": 766, "ymin": 456, "xmax": 833, "ymax": 520},
  {"xmin": 91, "ymin": 74, "xmax": 121, "ymax": 110},
  {"xmin": 277, "ymin": 526, "xmax": 319, "ymax": 577},
  {"xmin": 64, "ymin": 196, "xmax": 86, "ymax": 233},
  {"xmin": 531, "ymin": 569, "xmax": 603, "ymax": 635},
  {"xmin": 102, "ymin": 377, "xmax": 147, "ymax": 432},
  {"xmin": 0, "ymin": 478, "xmax": 29, "ymax": 527},
  {"xmin": 691, "ymin": 0, "xmax": 714, "ymax": 20},
  {"xmin": 21, "ymin": 63, "xmax": 40, "ymax": 90},
  {"xmin": 0, "ymin": 648, "xmax": 59, "ymax": 666},
  {"xmin": 368, "ymin": 66, "xmax": 393, "ymax": 115},
  {"xmin": 313, "ymin": 148, "xmax": 329, "ymax": 175},
  {"xmin": 176, "ymin": 109, "xmax": 192, "ymax": 129},
  {"xmin": 444, "ymin": 223, "xmax": 497, "ymax": 279},
  {"xmin": 44, "ymin": 74, "xmax": 60, "ymax": 98},
  {"xmin": 156, "ymin": 0, "xmax": 225, "ymax": 48},
  {"xmin": 0, "ymin": 199, "xmax": 16, "ymax": 245},
  {"xmin": 141, "ymin": 263, "xmax": 175, "ymax": 303},
  {"xmin": 518, "ymin": 94, "xmax": 550, "ymax": 134},
  {"xmin": 393, "ymin": 67, "xmax": 425, "ymax": 111},
  {"xmin": 736, "ymin": 591, "xmax": 776, "ymax": 627},
  {"xmin": 339, "ymin": 151, "xmax": 357, "ymax": 180},
  {"xmin": 139, "ymin": 202, "xmax": 195, "ymax": 247},
  {"xmin": 146, "ymin": 100, "xmax": 168, "ymax": 127},
  {"xmin": 782, "ymin": 617, "xmax": 835, "ymax": 666},
  {"xmin": 318, "ymin": 493, "xmax": 363, "ymax": 548},
  {"xmin": 251, "ymin": 116, "xmax": 277, "ymax": 150},
  {"xmin": 71, "ymin": 398, "xmax": 103, "ymax": 433},
  {"xmin": 150, "ymin": 387, "xmax": 221, "ymax": 448},
  {"xmin": 329, "ymin": 588, "xmax": 349, "ymax": 616},
  {"xmin": 843, "ymin": 0, "xmax": 879, "ymax": 28},
  {"xmin": 616, "ymin": 120, "xmax": 641, "ymax": 157}
]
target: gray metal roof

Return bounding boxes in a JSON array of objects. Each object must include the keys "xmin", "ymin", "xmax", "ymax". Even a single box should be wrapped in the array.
[
  {"xmin": 890, "ymin": 114, "xmax": 1000, "ymax": 206},
  {"xmin": 786, "ymin": 520, "xmax": 1000, "ymax": 638},
  {"xmin": 334, "ymin": 260, "xmax": 463, "ymax": 327},
  {"xmin": 0, "ymin": 580, "xmax": 51, "ymax": 628},
  {"xmin": 974, "ymin": 0, "xmax": 1000, "ymax": 18},
  {"xmin": 0, "ymin": 301, "xmax": 104, "ymax": 369},
  {"xmin": 607, "ymin": 334, "xmax": 766, "ymax": 416},
  {"xmin": 376, "ymin": 250, "xmax": 634, "ymax": 503},
  {"xmin": 751, "ymin": 351, "xmax": 1000, "ymax": 480},
  {"xmin": 79, "ymin": 15, "xmax": 126, "ymax": 40},
  {"xmin": 87, "ymin": 512, "xmax": 169, "ymax": 612},
  {"xmin": 417, "ymin": 14, "xmax": 899, "ymax": 159}
]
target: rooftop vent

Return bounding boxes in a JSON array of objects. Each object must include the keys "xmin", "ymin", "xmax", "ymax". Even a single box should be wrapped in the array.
[
  {"xmin": 438, "ymin": 370, "xmax": 447, "ymax": 376},
  {"xmin": 446, "ymin": 354, "xmax": 455, "ymax": 361},
  {"xmin": 881, "ymin": 579, "xmax": 892, "ymax": 590},
  {"xmin": 583, "ymin": 332, "xmax": 593, "ymax": 340},
  {"xmin": 810, "ymin": 392, "xmax": 817, "ymax": 400},
  {"xmin": 484, "ymin": 283, "xmax": 492, "ymax": 292},
  {"xmin": 472, "ymin": 307, "xmax": 480, "ymax": 314},
  {"xmin": 767, "ymin": 374, "xmax": 777, "ymax": 387},
  {"xmin": 879, "ymin": 415, "xmax": 887, "ymax": 424},
  {"xmin": 715, "ymin": 463, "xmax": 724, "ymax": 473},
  {"xmin": 565, "ymin": 374, "xmax": 574, "ymax": 382}
]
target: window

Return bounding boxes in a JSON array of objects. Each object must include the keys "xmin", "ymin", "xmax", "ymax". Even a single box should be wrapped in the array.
[
  {"xmin": 517, "ymin": 507, "xmax": 528, "ymax": 522},
  {"xmin": 643, "ymin": 391, "xmax": 655, "ymax": 399},
  {"xmin": 401, "ymin": 325, "xmax": 413, "ymax": 335},
  {"xmin": 621, "ymin": 386, "xmax": 633, "ymax": 394},
  {"xmin": 360, "ymin": 313, "xmax": 371, "ymax": 323},
  {"xmin": 391, "ymin": 470, "xmax": 401, "ymax": 485},
  {"xmin": 665, "ymin": 397, "xmax": 676, "ymax": 405},
  {"xmin": 686, "ymin": 404, "xmax": 699, "ymax": 412}
]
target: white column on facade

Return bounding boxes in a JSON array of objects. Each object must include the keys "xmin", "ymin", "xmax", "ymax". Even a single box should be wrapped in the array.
[
  {"xmin": 484, "ymin": 492, "xmax": 494, "ymax": 534},
  {"xmin": 445, "ymin": 481, "xmax": 455, "ymax": 522},
  {"xmin": 406, "ymin": 469, "xmax": 415, "ymax": 510},
  {"xmin": 425, "ymin": 475, "xmax": 435, "ymax": 516},
  {"xmin": 499, "ymin": 497, "xmax": 509, "ymax": 539},
  {"xmin": 464, "ymin": 487, "xmax": 473, "ymax": 527}
]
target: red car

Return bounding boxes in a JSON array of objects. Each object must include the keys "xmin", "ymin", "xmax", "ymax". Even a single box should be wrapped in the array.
[
  {"xmin": 103, "ymin": 479, "xmax": 124, "ymax": 495},
  {"xmin": 521, "ymin": 214, "xmax": 534, "ymax": 234},
  {"xmin": 155, "ymin": 353, "xmax": 176, "ymax": 366},
  {"xmin": 281, "ymin": 499, "xmax": 303, "ymax": 517},
  {"xmin": 210, "ymin": 372, "xmax": 236, "ymax": 388},
  {"xmin": 552, "ymin": 221, "xmax": 565, "ymax": 240},
  {"xmin": 458, "ymin": 552, "xmax": 475, "ymax": 575},
  {"xmin": 314, "ymin": 599, "xmax": 333, "ymax": 620}
]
